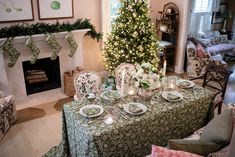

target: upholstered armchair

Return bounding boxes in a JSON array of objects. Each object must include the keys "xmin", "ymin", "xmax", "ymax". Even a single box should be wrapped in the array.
[
  {"xmin": 186, "ymin": 40, "xmax": 227, "ymax": 78},
  {"xmin": 0, "ymin": 93, "xmax": 17, "ymax": 140}
]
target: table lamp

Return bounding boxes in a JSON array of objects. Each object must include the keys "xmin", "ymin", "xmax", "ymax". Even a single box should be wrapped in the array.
[{"xmin": 221, "ymin": 10, "xmax": 232, "ymax": 32}]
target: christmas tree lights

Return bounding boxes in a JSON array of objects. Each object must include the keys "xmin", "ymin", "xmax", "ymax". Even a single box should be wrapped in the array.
[{"xmin": 103, "ymin": 0, "xmax": 161, "ymax": 75}]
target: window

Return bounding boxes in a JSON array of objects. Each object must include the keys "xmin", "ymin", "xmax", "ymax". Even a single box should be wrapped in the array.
[
  {"xmin": 101, "ymin": 0, "xmax": 121, "ymax": 45},
  {"xmin": 110, "ymin": 0, "xmax": 121, "ymax": 26},
  {"xmin": 192, "ymin": 0, "xmax": 210, "ymax": 13},
  {"xmin": 189, "ymin": 0, "xmax": 215, "ymax": 34}
]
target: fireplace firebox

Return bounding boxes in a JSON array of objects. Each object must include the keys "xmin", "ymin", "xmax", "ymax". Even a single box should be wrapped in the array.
[{"xmin": 22, "ymin": 57, "xmax": 61, "ymax": 95}]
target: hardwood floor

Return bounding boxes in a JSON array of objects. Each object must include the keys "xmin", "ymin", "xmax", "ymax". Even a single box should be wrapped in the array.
[
  {"xmin": 0, "ymin": 64, "xmax": 234, "ymax": 157},
  {"xmin": 0, "ymin": 100, "xmax": 64, "ymax": 157}
]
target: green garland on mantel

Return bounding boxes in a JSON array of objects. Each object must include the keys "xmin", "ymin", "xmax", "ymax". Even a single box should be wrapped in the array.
[{"xmin": 0, "ymin": 19, "xmax": 102, "ymax": 41}]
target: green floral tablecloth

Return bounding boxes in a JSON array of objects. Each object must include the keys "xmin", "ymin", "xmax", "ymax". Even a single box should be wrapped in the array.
[{"xmin": 44, "ymin": 85, "xmax": 213, "ymax": 157}]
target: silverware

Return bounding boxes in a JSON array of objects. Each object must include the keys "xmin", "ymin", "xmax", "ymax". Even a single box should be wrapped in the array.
[{"xmin": 119, "ymin": 112, "xmax": 128, "ymax": 119}]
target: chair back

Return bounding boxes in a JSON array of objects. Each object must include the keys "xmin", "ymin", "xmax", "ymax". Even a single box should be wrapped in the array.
[
  {"xmin": 202, "ymin": 64, "xmax": 232, "ymax": 114},
  {"xmin": 74, "ymin": 71, "xmax": 101, "ymax": 100},
  {"xmin": 115, "ymin": 63, "xmax": 136, "ymax": 92}
]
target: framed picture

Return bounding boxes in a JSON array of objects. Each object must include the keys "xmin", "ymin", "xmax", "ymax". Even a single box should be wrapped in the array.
[
  {"xmin": 0, "ymin": 0, "xmax": 34, "ymax": 23},
  {"xmin": 211, "ymin": 4, "xmax": 226, "ymax": 24},
  {"xmin": 37, "ymin": 0, "xmax": 74, "ymax": 20}
]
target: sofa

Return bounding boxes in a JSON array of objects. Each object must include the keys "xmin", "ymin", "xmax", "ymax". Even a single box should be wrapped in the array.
[
  {"xmin": 0, "ymin": 92, "xmax": 17, "ymax": 140},
  {"xmin": 185, "ymin": 30, "xmax": 235, "ymax": 78}
]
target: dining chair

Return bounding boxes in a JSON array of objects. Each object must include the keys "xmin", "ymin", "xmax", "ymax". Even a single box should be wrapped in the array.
[
  {"xmin": 202, "ymin": 64, "xmax": 232, "ymax": 114},
  {"xmin": 73, "ymin": 71, "xmax": 101, "ymax": 101},
  {"xmin": 115, "ymin": 63, "xmax": 136, "ymax": 93}
]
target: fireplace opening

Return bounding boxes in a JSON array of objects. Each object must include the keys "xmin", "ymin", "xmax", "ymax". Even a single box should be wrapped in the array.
[{"xmin": 22, "ymin": 57, "xmax": 61, "ymax": 95}]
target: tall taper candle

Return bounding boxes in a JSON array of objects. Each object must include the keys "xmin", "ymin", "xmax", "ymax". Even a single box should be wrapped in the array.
[
  {"xmin": 163, "ymin": 60, "xmax": 167, "ymax": 83},
  {"xmin": 121, "ymin": 69, "xmax": 126, "ymax": 97}
]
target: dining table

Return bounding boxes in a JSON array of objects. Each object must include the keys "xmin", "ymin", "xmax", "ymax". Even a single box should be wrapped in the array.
[{"xmin": 44, "ymin": 77, "xmax": 214, "ymax": 157}]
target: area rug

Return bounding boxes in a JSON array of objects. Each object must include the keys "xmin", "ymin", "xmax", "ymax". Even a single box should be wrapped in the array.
[{"xmin": 15, "ymin": 97, "xmax": 73, "ymax": 124}]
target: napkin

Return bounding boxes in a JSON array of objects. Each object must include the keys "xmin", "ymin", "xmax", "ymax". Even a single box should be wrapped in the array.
[
  {"xmin": 83, "ymin": 108, "xmax": 101, "ymax": 116},
  {"xmin": 167, "ymin": 93, "xmax": 180, "ymax": 100},
  {"xmin": 129, "ymin": 104, "xmax": 143, "ymax": 113},
  {"xmin": 104, "ymin": 91, "xmax": 120, "ymax": 100},
  {"xmin": 179, "ymin": 81, "xmax": 191, "ymax": 88}
]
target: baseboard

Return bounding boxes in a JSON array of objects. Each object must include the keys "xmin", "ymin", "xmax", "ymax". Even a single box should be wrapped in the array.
[{"xmin": 174, "ymin": 66, "xmax": 185, "ymax": 74}]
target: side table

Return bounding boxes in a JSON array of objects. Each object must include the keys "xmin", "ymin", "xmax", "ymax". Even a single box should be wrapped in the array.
[{"xmin": 224, "ymin": 50, "xmax": 235, "ymax": 62}]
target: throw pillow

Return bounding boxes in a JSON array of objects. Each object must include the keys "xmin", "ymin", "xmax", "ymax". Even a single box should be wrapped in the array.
[
  {"xmin": 211, "ymin": 35, "xmax": 222, "ymax": 45},
  {"xmin": 200, "ymin": 109, "xmax": 234, "ymax": 146},
  {"xmin": 221, "ymin": 35, "xmax": 228, "ymax": 43},
  {"xmin": 196, "ymin": 43, "xmax": 206, "ymax": 58},
  {"xmin": 196, "ymin": 38, "xmax": 212, "ymax": 47},
  {"xmin": 151, "ymin": 145, "xmax": 202, "ymax": 157},
  {"xmin": 167, "ymin": 139, "xmax": 221, "ymax": 156}
]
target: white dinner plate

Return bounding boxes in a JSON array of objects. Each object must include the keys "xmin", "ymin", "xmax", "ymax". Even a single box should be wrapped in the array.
[
  {"xmin": 79, "ymin": 104, "xmax": 104, "ymax": 118},
  {"xmin": 176, "ymin": 79, "xmax": 195, "ymax": 89},
  {"xmin": 123, "ymin": 102, "xmax": 147, "ymax": 115},
  {"xmin": 162, "ymin": 91, "xmax": 183, "ymax": 102},
  {"xmin": 100, "ymin": 90, "xmax": 121, "ymax": 101}
]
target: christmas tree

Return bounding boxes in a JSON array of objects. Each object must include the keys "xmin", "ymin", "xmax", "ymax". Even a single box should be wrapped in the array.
[{"xmin": 103, "ymin": 0, "xmax": 161, "ymax": 75}]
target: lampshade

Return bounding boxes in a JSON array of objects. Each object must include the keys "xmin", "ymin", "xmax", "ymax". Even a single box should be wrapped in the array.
[{"xmin": 223, "ymin": 10, "xmax": 232, "ymax": 19}]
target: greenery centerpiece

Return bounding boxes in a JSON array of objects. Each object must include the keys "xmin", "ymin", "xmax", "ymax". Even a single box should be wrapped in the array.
[{"xmin": 103, "ymin": 0, "xmax": 161, "ymax": 75}]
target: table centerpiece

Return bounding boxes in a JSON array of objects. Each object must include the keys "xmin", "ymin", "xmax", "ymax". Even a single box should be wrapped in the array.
[{"xmin": 131, "ymin": 62, "xmax": 163, "ymax": 99}]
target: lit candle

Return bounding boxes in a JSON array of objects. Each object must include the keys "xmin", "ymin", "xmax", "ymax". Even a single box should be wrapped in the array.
[
  {"xmin": 128, "ymin": 89, "xmax": 135, "ymax": 96},
  {"xmin": 120, "ymin": 69, "xmax": 126, "ymax": 97},
  {"xmin": 104, "ymin": 116, "xmax": 114, "ymax": 125},
  {"xmin": 169, "ymin": 82, "xmax": 175, "ymax": 89},
  {"xmin": 163, "ymin": 60, "xmax": 167, "ymax": 83},
  {"xmin": 163, "ymin": 60, "xmax": 167, "ymax": 78}
]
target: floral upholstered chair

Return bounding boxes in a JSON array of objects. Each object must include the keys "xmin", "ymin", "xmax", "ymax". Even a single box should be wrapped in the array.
[
  {"xmin": 115, "ymin": 63, "xmax": 136, "ymax": 93},
  {"xmin": 186, "ymin": 40, "xmax": 227, "ymax": 78},
  {"xmin": 73, "ymin": 71, "xmax": 101, "ymax": 101},
  {"xmin": 0, "ymin": 93, "xmax": 17, "ymax": 140}
]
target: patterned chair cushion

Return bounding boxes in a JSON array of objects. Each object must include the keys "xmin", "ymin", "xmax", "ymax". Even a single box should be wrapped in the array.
[
  {"xmin": 115, "ymin": 63, "xmax": 136, "ymax": 93},
  {"xmin": 151, "ymin": 145, "xmax": 202, "ymax": 157},
  {"xmin": 74, "ymin": 72, "xmax": 101, "ymax": 100}
]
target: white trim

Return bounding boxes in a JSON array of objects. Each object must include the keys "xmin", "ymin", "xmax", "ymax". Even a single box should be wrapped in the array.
[
  {"xmin": 0, "ymin": 29, "xmax": 90, "ymax": 44},
  {"xmin": 101, "ymin": 0, "xmax": 111, "ymax": 48},
  {"xmin": 174, "ymin": 65, "xmax": 185, "ymax": 74}
]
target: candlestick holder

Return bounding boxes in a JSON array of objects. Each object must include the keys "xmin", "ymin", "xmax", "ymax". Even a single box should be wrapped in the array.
[{"xmin": 104, "ymin": 114, "xmax": 114, "ymax": 125}]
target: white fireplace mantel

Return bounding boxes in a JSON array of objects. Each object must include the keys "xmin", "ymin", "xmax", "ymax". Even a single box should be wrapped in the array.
[{"xmin": 0, "ymin": 29, "xmax": 90, "ymax": 99}]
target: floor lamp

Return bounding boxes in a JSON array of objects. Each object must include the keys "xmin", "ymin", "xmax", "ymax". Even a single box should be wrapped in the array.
[{"xmin": 221, "ymin": 10, "xmax": 232, "ymax": 32}]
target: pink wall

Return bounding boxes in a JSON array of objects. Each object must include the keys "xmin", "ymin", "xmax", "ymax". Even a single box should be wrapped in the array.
[
  {"xmin": 0, "ymin": 0, "xmax": 104, "ymax": 71},
  {"xmin": 0, "ymin": 0, "xmax": 190, "ymax": 73}
]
